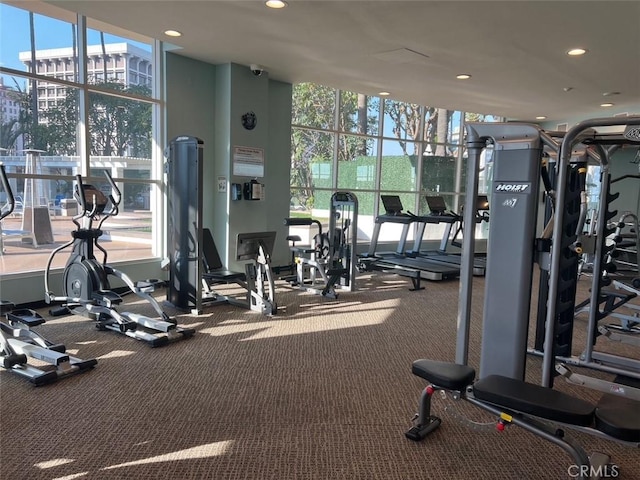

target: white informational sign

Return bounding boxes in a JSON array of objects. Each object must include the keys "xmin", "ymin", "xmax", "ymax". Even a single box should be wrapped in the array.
[
  {"xmin": 217, "ymin": 176, "xmax": 227, "ymax": 193},
  {"xmin": 233, "ymin": 146, "xmax": 264, "ymax": 177}
]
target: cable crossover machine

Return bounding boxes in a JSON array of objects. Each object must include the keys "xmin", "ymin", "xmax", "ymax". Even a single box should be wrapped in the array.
[{"xmin": 406, "ymin": 116, "xmax": 640, "ymax": 479}]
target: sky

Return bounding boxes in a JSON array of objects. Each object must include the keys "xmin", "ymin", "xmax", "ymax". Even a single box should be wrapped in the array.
[{"xmin": 0, "ymin": 3, "xmax": 149, "ymax": 73}]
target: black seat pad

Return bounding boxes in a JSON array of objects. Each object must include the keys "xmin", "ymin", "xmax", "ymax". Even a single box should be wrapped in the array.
[
  {"xmin": 473, "ymin": 375, "xmax": 595, "ymax": 426},
  {"xmin": 595, "ymin": 375, "xmax": 640, "ymax": 442},
  {"xmin": 202, "ymin": 228, "xmax": 245, "ymax": 281},
  {"xmin": 327, "ymin": 268, "xmax": 348, "ymax": 276},
  {"xmin": 203, "ymin": 270, "xmax": 245, "ymax": 282},
  {"xmin": 412, "ymin": 360, "xmax": 476, "ymax": 391}
]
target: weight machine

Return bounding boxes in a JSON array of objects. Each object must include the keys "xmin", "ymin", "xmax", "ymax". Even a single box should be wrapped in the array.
[
  {"xmin": 406, "ymin": 118, "xmax": 640, "ymax": 479},
  {"xmin": 284, "ymin": 192, "xmax": 358, "ymax": 298},
  {"xmin": 202, "ymin": 229, "xmax": 278, "ymax": 316}
]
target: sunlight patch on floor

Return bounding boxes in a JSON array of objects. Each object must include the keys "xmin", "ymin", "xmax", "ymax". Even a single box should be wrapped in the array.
[
  {"xmin": 51, "ymin": 473, "xmax": 88, "ymax": 480},
  {"xmin": 101, "ymin": 441, "xmax": 233, "ymax": 470},
  {"xmin": 35, "ymin": 458, "xmax": 75, "ymax": 469},
  {"xmin": 200, "ymin": 299, "xmax": 398, "ymax": 340},
  {"xmin": 97, "ymin": 349, "xmax": 136, "ymax": 359}
]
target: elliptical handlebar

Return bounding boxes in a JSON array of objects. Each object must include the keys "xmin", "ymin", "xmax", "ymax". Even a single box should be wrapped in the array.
[
  {"xmin": 72, "ymin": 171, "xmax": 122, "ymax": 223},
  {"xmin": 74, "ymin": 174, "xmax": 87, "ymax": 215},
  {"xmin": 104, "ymin": 170, "xmax": 121, "ymax": 207},
  {"xmin": 0, "ymin": 164, "xmax": 15, "ymax": 221},
  {"xmin": 103, "ymin": 170, "xmax": 120, "ymax": 219}
]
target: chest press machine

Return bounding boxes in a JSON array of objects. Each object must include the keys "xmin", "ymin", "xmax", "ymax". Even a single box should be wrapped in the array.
[
  {"xmin": 201, "ymin": 228, "xmax": 278, "ymax": 316},
  {"xmin": 406, "ymin": 118, "xmax": 640, "ymax": 479}
]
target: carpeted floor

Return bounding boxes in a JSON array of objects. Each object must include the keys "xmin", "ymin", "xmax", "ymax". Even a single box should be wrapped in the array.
[{"xmin": 1, "ymin": 272, "xmax": 638, "ymax": 480}]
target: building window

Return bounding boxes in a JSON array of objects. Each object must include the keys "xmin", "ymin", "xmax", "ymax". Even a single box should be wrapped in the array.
[
  {"xmin": 0, "ymin": 2, "xmax": 162, "ymax": 279},
  {"xmin": 291, "ymin": 82, "xmax": 500, "ymax": 243}
]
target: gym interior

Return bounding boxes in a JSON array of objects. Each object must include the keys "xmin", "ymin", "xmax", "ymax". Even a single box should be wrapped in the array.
[{"xmin": 1, "ymin": 2, "xmax": 639, "ymax": 479}]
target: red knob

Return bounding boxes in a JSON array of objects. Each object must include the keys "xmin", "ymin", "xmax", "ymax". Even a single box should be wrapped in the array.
[
  {"xmin": 496, "ymin": 422, "xmax": 505, "ymax": 432},
  {"xmin": 426, "ymin": 385, "xmax": 435, "ymax": 395}
]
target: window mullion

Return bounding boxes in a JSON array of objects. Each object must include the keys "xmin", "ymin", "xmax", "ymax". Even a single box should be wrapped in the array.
[{"xmin": 76, "ymin": 14, "xmax": 90, "ymax": 175}]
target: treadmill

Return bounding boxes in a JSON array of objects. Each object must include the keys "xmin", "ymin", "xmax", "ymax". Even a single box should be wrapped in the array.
[
  {"xmin": 360, "ymin": 195, "xmax": 460, "ymax": 284},
  {"xmin": 405, "ymin": 195, "xmax": 487, "ymax": 276}
]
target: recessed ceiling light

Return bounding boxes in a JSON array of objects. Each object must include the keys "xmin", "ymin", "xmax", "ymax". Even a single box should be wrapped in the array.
[
  {"xmin": 602, "ymin": 91, "xmax": 621, "ymax": 97},
  {"xmin": 378, "ymin": 91, "xmax": 390, "ymax": 96},
  {"xmin": 265, "ymin": 0, "xmax": 288, "ymax": 8},
  {"xmin": 535, "ymin": 116, "xmax": 547, "ymax": 120},
  {"xmin": 567, "ymin": 48, "xmax": 587, "ymax": 56},
  {"xmin": 164, "ymin": 30, "xmax": 182, "ymax": 37},
  {"xmin": 456, "ymin": 74, "xmax": 471, "ymax": 80},
  {"xmin": 600, "ymin": 102, "xmax": 614, "ymax": 107}
]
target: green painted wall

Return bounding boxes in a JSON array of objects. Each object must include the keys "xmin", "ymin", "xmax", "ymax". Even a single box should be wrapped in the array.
[{"xmin": 166, "ymin": 56, "xmax": 292, "ymax": 271}]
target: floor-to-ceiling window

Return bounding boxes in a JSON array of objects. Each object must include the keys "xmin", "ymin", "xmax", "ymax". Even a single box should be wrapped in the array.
[
  {"xmin": 290, "ymin": 83, "xmax": 500, "ymax": 245},
  {"xmin": 0, "ymin": 3, "xmax": 162, "ymax": 275}
]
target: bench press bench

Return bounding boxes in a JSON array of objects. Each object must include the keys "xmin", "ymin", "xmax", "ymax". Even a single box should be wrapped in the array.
[{"xmin": 407, "ymin": 360, "xmax": 639, "ymax": 478}]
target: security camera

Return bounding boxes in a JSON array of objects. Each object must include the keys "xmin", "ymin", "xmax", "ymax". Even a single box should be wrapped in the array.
[{"xmin": 250, "ymin": 64, "xmax": 264, "ymax": 77}]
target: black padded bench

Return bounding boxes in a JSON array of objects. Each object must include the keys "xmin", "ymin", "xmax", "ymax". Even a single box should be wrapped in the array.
[
  {"xmin": 407, "ymin": 359, "xmax": 640, "ymax": 475},
  {"xmin": 411, "ymin": 359, "xmax": 640, "ymax": 442},
  {"xmin": 202, "ymin": 228, "xmax": 246, "ymax": 284}
]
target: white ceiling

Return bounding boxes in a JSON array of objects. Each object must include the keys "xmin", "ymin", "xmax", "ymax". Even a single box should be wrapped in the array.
[{"xmin": 36, "ymin": 1, "xmax": 640, "ymax": 124}]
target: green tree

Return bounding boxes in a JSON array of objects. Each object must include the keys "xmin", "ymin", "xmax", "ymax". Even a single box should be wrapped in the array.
[
  {"xmin": 291, "ymin": 83, "xmax": 335, "ymax": 208},
  {"xmin": 0, "ymin": 119, "xmax": 20, "ymax": 153},
  {"xmin": 13, "ymin": 86, "xmax": 50, "ymax": 151},
  {"xmin": 4, "ymin": 88, "xmax": 153, "ymax": 160},
  {"xmin": 382, "ymin": 101, "xmax": 452, "ymax": 157},
  {"xmin": 291, "ymin": 83, "xmax": 378, "ymax": 208},
  {"xmin": 89, "ymin": 82, "xmax": 152, "ymax": 157},
  {"xmin": 42, "ymin": 88, "xmax": 78, "ymax": 155},
  {"xmin": 337, "ymin": 91, "xmax": 378, "ymax": 158},
  {"xmin": 11, "ymin": 81, "xmax": 153, "ymax": 157}
]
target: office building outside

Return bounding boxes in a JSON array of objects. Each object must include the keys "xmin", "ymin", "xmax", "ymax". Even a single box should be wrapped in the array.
[
  {"xmin": 1, "ymin": 43, "xmax": 154, "ymax": 202},
  {"xmin": 18, "ymin": 42, "xmax": 152, "ymax": 102}
]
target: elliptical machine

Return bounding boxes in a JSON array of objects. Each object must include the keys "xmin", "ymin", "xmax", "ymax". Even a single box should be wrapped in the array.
[
  {"xmin": 45, "ymin": 172, "xmax": 194, "ymax": 347},
  {"xmin": 0, "ymin": 164, "xmax": 97, "ymax": 385}
]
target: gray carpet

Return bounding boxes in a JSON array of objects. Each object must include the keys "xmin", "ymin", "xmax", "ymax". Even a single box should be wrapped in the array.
[{"xmin": 1, "ymin": 272, "xmax": 639, "ymax": 480}]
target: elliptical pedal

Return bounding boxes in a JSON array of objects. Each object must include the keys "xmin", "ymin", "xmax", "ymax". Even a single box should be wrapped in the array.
[
  {"xmin": 7, "ymin": 309, "xmax": 46, "ymax": 328},
  {"xmin": 0, "ymin": 307, "xmax": 97, "ymax": 385},
  {"xmin": 134, "ymin": 279, "xmax": 164, "ymax": 294},
  {"xmin": 0, "ymin": 164, "xmax": 96, "ymax": 385},
  {"xmin": 92, "ymin": 289, "xmax": 123, "ymax": 307}
]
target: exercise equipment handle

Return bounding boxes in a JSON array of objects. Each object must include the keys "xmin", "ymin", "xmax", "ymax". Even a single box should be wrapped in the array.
[
  {"xmin": 0, "ymin": 164, "xmax": 15, "ymax": 220},
  {"xmin": 540, "ymin": 161, "xmax": 554, "ymax": 194},
  {"xmin": 284, "ymin": 217, "xmax": 314, "ymax": 226},
  {"xmin": 74, "ymin": 174, "xmax": 89, "ymax": 215},
  {"xmin": 284, "ymin": 217, "xmax": 322, "ymax": 234},
  {"xmin": 104, "ymin": 170, "xmax": 122, "ymax": 207}
]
